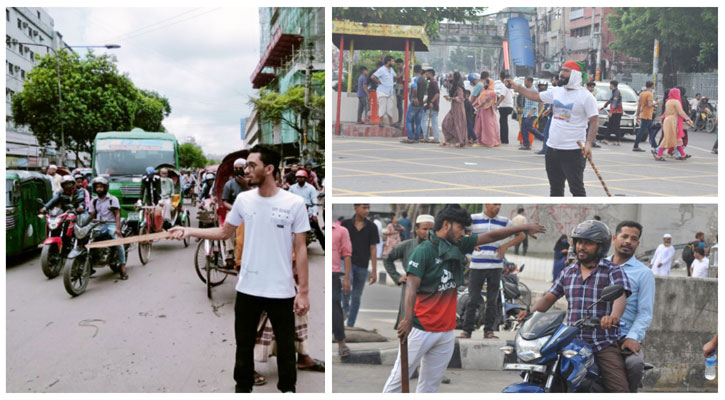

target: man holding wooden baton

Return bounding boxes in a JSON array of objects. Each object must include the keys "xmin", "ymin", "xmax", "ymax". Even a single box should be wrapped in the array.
[
  {"xmin": 382, "ymin": 205, "xmax": 545, "ymax": 392},
  {"xmin": 506, "ymin": 60, "xmax": 598, "ymax": 197}
]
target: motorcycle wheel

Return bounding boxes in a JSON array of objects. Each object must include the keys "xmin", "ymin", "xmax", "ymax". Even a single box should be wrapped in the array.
[
  {"xmin": 706, "ymin": 117, "xmax": 716, "ymax": 133},
  {"xmin": 182, "ymin": 212, "xmax": 190, "ymax": 248},
  {"xmin": 40, "ymin": 244, "xmax": 63, "ymax": 279},
  {"xmin": 63, "ymin": 255, "xmax": 90, "ymax": 297},
  {"xmin": 516, "ymin": 282, "xmax": 532, "ymax": 308},
  {"xmin": 138, "ymin": 225, "xmax": 152, "ymax": 265}
]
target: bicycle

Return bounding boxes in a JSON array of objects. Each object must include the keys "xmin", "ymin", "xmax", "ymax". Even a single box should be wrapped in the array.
[{"xmin": 193, "ymin": 204, "xmax": 236, "ymax": 299}]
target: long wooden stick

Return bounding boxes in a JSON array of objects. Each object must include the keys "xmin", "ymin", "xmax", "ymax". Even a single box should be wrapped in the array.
[
  {"xmin": 85, "ymin": 231, "xmax": 172, "ymax": 248},
  {"xmin": 400, "ymin": 337, "xmax": 409, "ymax": 393},
  {"xmin": 577, "ymin": 141, "xmax": 612, "ymax": 197}
]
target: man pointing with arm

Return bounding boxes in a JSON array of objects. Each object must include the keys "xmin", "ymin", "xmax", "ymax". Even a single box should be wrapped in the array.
[{"xmin": 383, "ymin": 205, "xmax": 545, "ymax": 393}]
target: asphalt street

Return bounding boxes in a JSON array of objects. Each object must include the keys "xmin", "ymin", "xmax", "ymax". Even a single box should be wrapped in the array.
[
  {"xmin": 5, "ymin": 201, "xmax": 325, "ymax": 393},
  {"xmin": 332, "ymin": 123, "xmax": 718, "ymax": 197},
  {"xmin": 333, "ymin": 363, "xmax": 521, "ymax": 393}
]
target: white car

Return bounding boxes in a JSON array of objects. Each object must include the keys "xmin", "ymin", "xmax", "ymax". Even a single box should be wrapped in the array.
[{"xmin": 594, "ymin": 82, "xmax": 640, "ymax": 136}]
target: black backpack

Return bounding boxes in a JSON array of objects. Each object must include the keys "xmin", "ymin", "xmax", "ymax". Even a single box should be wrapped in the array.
[{"xmin": 682, "ymin": 241, "xmax": 697, "ymax": 266}]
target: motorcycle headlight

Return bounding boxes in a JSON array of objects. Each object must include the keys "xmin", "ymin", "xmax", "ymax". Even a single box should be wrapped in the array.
[
  {"xmin": 48, "ymin": 220, "xmax": 60, "ymax": 230},
  {"xmin": 516, "ymin": 334, "xmax": 551, "ymax": 362}
]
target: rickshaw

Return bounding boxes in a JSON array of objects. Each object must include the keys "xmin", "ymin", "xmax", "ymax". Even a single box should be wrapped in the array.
[
  {"xmin": 194, "ymin": 150, "xmax": 248, "ymax": 299},
  {"xmin": 6, "ymin": 170, "xmax": 53, "ymax": 257},
  {"xmin": 137, "ymin": 164, "xmax": 192, "ymax": 265}
]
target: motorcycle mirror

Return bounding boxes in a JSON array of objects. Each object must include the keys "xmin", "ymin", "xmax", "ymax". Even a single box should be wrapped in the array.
[
  {"xmin": 519, "ymin": 264, "xmax": 525, "ymax": 273},
  {"xmin": 585, "ymin": 285, "xmax": 625, "ymax": 312},
  {"xmin": 599, "ymin": 285, "xmax": 624, "ymax": 302}
]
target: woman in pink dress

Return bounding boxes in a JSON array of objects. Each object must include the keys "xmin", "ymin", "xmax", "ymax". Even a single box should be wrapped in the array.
[
  {"xmin": 382, "ymin": 215, "xmax": 403, "ymax": 255},
  {"xmin": 654, "ymin": 88, "xmax": 694, "ymax": 161},
  {"xmin": 473, "ymin": 78, "xmax": 501, "ymax": 147}
]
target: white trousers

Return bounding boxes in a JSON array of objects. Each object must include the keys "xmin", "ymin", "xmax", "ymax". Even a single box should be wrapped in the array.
[
  {"xmin": 382, "ymin": 328, "xmax": 454, "ymax": 393},
  {"xmin": 378, "ymin": 93, "xmax": 396, "ymax": 119}
]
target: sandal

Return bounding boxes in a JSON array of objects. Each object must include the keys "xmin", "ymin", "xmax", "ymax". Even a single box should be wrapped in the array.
[
  {"xmin": 654, "ymin": 156, "xmax": 666, "ymax": 161},
  {"xmin": 456, "ymin": 332, "xmax": 471, "ymax": 339},
  {"xmin": 676, "ymin": 156, "xmax": 688, "ymax": 160},
  {"xmin": 484, "ymin": 331, "xmax": 499, "ymax": 339},
  {"xmin": 338, "ymin": 345, "xmax": 351, "ymax": 358},
  {"xmin": 298, "ymin": 359, "xmax": 325, "ymax": 372},
  {"xmin": 253, "ymin": 371, "xmax": 267, "ymax": 386},
  {"xmin": 119, "ymin": 270, "xmax": 129, "ymax": 280}
]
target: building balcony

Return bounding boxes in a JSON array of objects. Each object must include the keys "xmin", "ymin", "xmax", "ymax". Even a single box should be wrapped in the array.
[{"xmin": 251, "ymin": 27, "xmax": 304, "ymax": 89}]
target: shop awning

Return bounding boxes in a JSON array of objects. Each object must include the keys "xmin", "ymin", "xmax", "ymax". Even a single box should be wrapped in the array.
[{"xmin": 332, "ymin": 20, "xmax": 430, "ymax": 51}]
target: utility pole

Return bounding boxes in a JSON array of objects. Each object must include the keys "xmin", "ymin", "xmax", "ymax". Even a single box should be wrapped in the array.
[
  {"xmin": 596, "ymin": 8, "xmax": 603, "ymax": 81},
  {"xmin": 302, "ymin": 41, "xmax": 313, "ymax": 159}
]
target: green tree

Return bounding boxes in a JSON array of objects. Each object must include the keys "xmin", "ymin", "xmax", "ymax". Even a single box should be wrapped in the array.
[
  {"xmin": 250, "ymin": 71, "xmax": 325, "ymax": 158},
  {"xmin": 332, "ymin": 8, "xmax": 487, "ymax": 39},
  {"xmin": 607, "ymin": 8, "xmax": 717, "ymax": 88},
  {"xmin": 11, "ymin": 52, "xmax": 170, "ymax": 165},
  {"xmin": 179, "ymin": 142, "xmax": 208, "ymax": 169}
]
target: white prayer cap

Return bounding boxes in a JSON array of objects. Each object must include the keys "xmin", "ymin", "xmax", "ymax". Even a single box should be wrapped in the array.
[
  {"xmin": 416, "ymin": 214, "xmax": 435, "ymax": 224},
  {"xmin": 233, "ymin": 158, "xmax": 246, "ymax": 167},
  {"xmin": 48, "ymin": 164, "xmax": 57, "ymax": 170},
  {"xmin": 663, "ymin": 233, "xmax": 672, "ymax": 238}
]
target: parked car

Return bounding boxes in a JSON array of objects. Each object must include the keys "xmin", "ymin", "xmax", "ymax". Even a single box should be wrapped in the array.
[
  {"xmin": 6, "ymin": 170, "xmax": 53, "ymax": 257},
  {"xmin": 594, "ymin": 82, "xmax": 640, "ymax": 137}
]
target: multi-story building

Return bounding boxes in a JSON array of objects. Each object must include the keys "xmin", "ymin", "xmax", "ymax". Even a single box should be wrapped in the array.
[
  {"xmin": 530, "ymin": 7, "xmax": 570, "ymax": 75},
  {"xmin": 6, "ymin": 7, "xmax": 67, "ymax": 169},
  {"xmin": 247, "ymin": 7, "xmax": 324, "ymax": 162}
]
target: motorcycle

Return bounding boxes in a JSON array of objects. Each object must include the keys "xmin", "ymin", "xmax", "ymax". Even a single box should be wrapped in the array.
[
  {"xmin": 456, "ymin": 261, "xmax": 530, "ymax": 331},
  {"xmin": 500, "ymin": 285, "xmax": 653, "ymax": 393},
  {"xmin": 37, "ymin": 199, "xmax": 77, "ymax": 279},
  {"xmin": 694, "ymin": 105, "xmax": 717, "ymax": 133},
  {"xmin": 63, "ymin": 216, "xmax": 133, "ymax": 297}
]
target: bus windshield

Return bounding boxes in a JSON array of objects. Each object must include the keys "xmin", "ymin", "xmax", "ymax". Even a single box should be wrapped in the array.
[{"xmin": 94, "ymin": 138, "xmax": 175, "ymax": 176}]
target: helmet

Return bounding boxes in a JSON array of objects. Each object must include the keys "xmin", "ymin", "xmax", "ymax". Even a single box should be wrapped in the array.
[
  {"xmin": 203, "ymin": 173, "xmax": 215, "ymax": 183},
  {"xmin": 571, "ymin": 220, "xmax": 611, "ymax": 259},
  {"xmin": 91, "ymin": 176, "xmax": 109, "ymax": 190},
  {"xmin": 233, "ymin": 158, "xmax": 246, "ymax": 168},
  {"xmin": 295, "ymin": 170, "xmax": 308, "ymax": 178},
  {"xmin": 467, "ymin": 73, "xmax": 480, "ymax": 84},
  {"xmin": 145, "ymin": 166, "xmax": 156, "ymax": 176}
]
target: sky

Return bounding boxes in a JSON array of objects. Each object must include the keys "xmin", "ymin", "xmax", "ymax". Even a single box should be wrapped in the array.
[{"xmin": 47, "ymin": 7, "xmax": 261, "ymax": 157}]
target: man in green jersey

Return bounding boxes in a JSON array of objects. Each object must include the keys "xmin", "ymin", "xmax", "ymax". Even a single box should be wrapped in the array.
[{"xmin": 382, "ymin": 205, "xmax": 545, "ymax": 392}]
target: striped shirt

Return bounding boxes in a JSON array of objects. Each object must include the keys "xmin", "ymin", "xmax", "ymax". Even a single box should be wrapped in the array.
[{"xmin": 469, "ymin": 213, "xmax": 513, "ymax": 270}]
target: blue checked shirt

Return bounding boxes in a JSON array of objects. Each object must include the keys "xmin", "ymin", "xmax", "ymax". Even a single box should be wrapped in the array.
[
  {"xmin": 522, "ymin": 97, "xmax": 540, "ymax": 118},
  {"xmin": 469, "ymin": 213, "xmax": 513, "ymax": 270},
  {"xmin": 549, "ymin": 258, "xmax": 631, "ymax": 352}
]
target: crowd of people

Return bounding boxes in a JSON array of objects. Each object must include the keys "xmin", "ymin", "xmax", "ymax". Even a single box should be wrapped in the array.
[
  {"xmin": 332, "ymin": 204, "xmax": 717, "ymax": 393},
  {"xmin": 353, "ymin": 58, "xmax": 717, "ymax": 196}
]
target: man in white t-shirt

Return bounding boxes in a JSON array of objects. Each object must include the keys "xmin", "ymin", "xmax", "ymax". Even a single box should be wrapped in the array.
[
  {"xmin": 371, "ymin": 55, "xmax": 397, "ymax": 128},
  {"xmin": 506, "ymin": 61, "xmax": 598, "ymax": 197},
  {"xmin": 170, "ymin": 145, "xmax": 310, "ymax": 393},
  {"xmin": 494, "ymin": 71, "xmax": 515, "ymax": 144},
  {"xmin": 458, "ymin": 204, "xmax": 525, "ymax": 339},
  {"xmin": 649, "ymin": 233, "xmax": 675, "ymax": 276},
  {"xmin": 690, "ymin": 246, "xmax": 709, "ymax": 278}
]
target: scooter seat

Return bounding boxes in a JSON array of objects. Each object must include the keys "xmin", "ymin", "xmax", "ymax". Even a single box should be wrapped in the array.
[{"xmin": 644, "ymin": 363, "xmax": 654, "ymax": 371}]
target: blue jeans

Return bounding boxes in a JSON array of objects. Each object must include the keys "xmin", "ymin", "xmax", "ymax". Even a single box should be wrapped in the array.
[
  {"xmin": 341, "ymin": 264, "xmax": 369, "ymax": 327},
  {"xmin": 421, "ymin": 109, "xmax": 439, "ymax": 140},
  {"xmin": 467, "ymin": 120, "xmax": 477, "ymax": 142},
  {"xmin": 539, "ymin": 117, "xmax": 552, "ymax": 152},
  {"xmin": 634, "ymin": 119, "xmax": 652, "ymax": 148},
  {"xmin": 405, "ymin": 105, "xmax": 424, "ymax": 141},
  {"xmin": 522, "ymin": 116, "xmax": 544, "ymax": 147},
  {"xmin": 99, "ymin": 223, "xmax": 126, "ymax": 265}
]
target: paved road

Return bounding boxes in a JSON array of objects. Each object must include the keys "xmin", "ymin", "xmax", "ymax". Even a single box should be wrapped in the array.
[
  {"xmin": 333, "ymin": 363, "xmax": 520, "ymax": 393},
  {"xmin": 6, "ymin": 201, "xmax": 325, "ymax": 393},
  {"xmin": 332, "ymin": 126, "xmax": 718, "ymax": 197}
]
